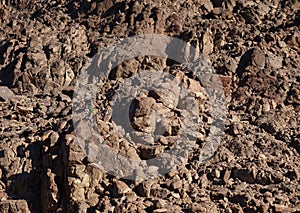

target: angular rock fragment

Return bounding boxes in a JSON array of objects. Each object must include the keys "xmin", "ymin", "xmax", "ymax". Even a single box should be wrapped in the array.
[
  {"xmin": 0, "ymin": 86, "xmax": 16, "ymax": 102},
  {"xmin": 111, "ymin": 180, "xmax": 131, "ymax": 197},
  {"xmin": 251, "ymin": 48, "xmax": 265, "ymax": 69},
  {"xmin": 239, "ymin": 7, "xmax": 261, "ymax": 24},
  {"xmin": 0, "ymin": 200, "xmax": 30, "ymax": 213}
]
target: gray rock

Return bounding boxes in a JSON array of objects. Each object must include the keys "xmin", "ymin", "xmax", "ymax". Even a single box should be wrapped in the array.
[{"xmin": 0, "ymin": 86, "xmax": 16, "ymax": 102}]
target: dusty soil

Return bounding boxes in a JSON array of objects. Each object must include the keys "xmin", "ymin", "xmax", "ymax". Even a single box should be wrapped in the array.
[{"xmin": 0, "ymin": 0, "xmax": 299, "ymax": 212}]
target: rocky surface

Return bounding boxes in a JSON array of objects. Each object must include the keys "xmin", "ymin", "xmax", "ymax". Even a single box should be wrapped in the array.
[{"xmin": 0, "ymin": 0, "xmax": 299, "ymax": 212}]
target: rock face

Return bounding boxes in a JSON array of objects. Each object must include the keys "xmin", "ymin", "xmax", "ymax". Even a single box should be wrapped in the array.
[
  {"xmin": 0, "ymin": 0, "xmax": 299, "ymax": 212},
  {"xmin": 0, "ymin": 200, "xmax": 30, "ymax": 213}
]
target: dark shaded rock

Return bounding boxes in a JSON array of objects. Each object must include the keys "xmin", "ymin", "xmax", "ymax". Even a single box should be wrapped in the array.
[
  {"xmin": 232, "ymin": 168, "xmax": 255, "ymax": 184},
  {"xmin": 239, "ymin": 7, "xmax": 261, "ymax": 24}
]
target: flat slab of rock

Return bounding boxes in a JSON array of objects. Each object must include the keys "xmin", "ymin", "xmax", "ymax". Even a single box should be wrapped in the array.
[{"xmin": 0, "ymin": 86, "xmax": 16, "ymax": 102}]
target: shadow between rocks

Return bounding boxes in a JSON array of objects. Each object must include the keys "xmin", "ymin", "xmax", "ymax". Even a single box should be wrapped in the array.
[
  {"xmin": 5, "ymin": 137, "xmax": 70, "ymax": 213},
  {"xmin": 6, "ymin": 141, "xmax": 43, "ymax": 212}
]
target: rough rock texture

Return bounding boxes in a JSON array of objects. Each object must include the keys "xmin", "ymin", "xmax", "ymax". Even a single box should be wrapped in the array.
[{"xmin": 0, "ymin": 0, "xmax": 299, "ymax": 212}]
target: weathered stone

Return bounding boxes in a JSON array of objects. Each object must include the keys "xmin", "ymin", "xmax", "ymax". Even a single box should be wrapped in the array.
[
  {"xmin": 111, "ymin": 180, "xmax": 131, "ymax": 197},
  {"xmin": 0, "ymin": 1, "xmax": 299, "ymax": 212},
  {"xmin": 240, "ymin": 7, "xmax": 261, "ymax": 25},
  {"xmin": 251, "ymin": 48, "xmax": 265, "ymax": 69},
  {"xmin": 0, "ymin": 200, "xmax": 30, "ymax": 213},
  {"xmin": 202, "ymin": 28, "xmax": 214, "ymax": 55},
  {"xmin": 274, "ymin": 204, "xmax": 291, "ymax": 212},
  {"xmin": 0, "ymin": 86, "xmax": 16, "ymax": 102}
]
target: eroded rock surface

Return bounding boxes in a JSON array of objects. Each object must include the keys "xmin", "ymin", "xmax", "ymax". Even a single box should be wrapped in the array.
[{"xmin": 0, "ymin": 0, "xmax": 299, "ymax": 212}]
